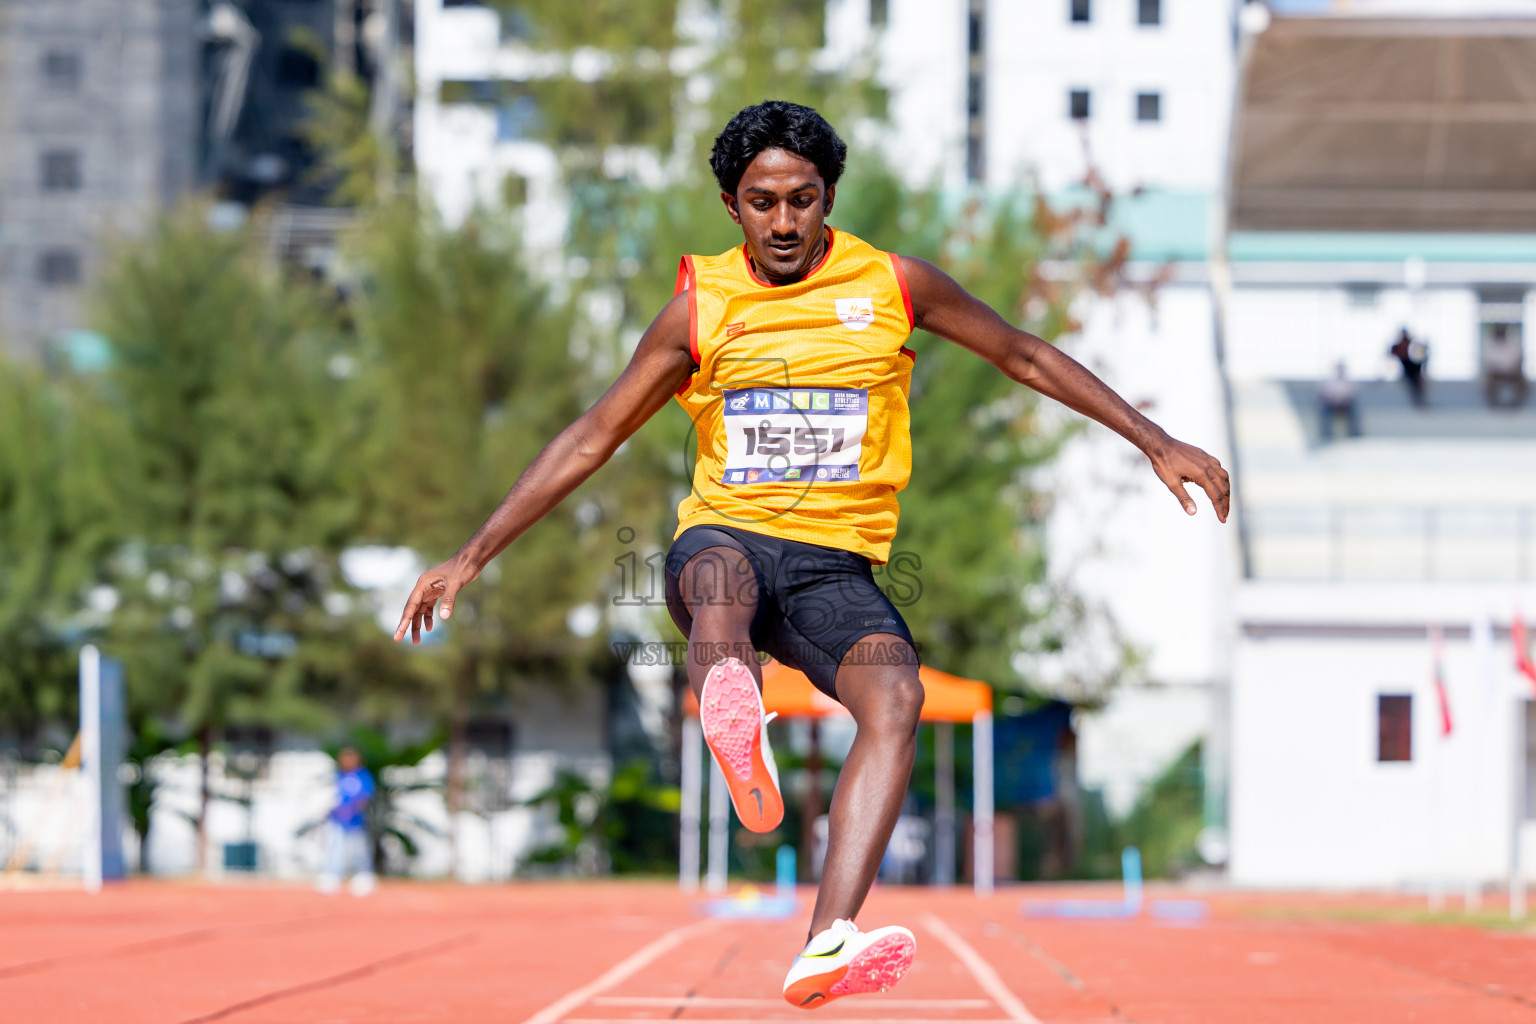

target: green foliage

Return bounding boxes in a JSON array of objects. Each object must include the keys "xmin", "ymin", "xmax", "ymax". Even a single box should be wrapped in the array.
[
  {"xmin": 520, "ymin": 758, "xmax": 679, "ymax": 874},
  {"xmin": 300, "ymin": 71, "xmax": 390, "ymax": 207},
  {"xmin": 123, "ymin": 719, "xmax": 186, "ymax": 870},
  {"xmin": 347, "ymin": 199, "xmax": 614, "ymax": 705},
  {"xmin": 88, "ymin": 205, "xmax": 369, "ymax": 739},
  {"xmin": 1080, "ymin": 741, "xmax": 1205, "ymax": 880},
  {"xmin": 1119, "ymin": 740, "xmax": 1205, "ymax": 878},
  {"xmin": 0, "ymin": 365, "xmax": 109, "ymax": 730}
]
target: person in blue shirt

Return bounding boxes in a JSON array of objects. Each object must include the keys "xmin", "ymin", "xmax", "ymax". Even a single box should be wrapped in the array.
[{"xmin": 318, "ymin": 747, "xmax": 377, "ymax": 895}]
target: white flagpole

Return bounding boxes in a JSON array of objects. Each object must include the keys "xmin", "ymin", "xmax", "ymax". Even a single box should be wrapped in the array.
[{"xmin": 80, "ymin": 645, "xmax": 102, "ymax": 894}]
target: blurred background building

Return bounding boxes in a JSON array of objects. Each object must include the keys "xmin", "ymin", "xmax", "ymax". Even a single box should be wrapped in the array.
[
  {"xmin": 0, "ymin": 0, "xmax": 408, "ymax": 359},
  {"xmin": 0, "ymin": 0, "xmax": 199, "ymax": 359}
]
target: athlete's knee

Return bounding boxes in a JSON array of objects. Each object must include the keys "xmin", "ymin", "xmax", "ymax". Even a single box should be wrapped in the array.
[
  {"xmin": 886, "ymin": 673, "xmax": 925, "ymax": 735},
  {"xmin": 846, "ymin": 668, "xmax": 924, "ymax": 737}
]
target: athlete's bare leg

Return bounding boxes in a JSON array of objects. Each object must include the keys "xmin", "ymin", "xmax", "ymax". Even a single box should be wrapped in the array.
[
  {"xmin": 676, "ymin": 546, "xmax": 762, "ymax": 696},
  {"xmin": 807, "ymin": 635, "xmax": 923, "ymax": 937}
]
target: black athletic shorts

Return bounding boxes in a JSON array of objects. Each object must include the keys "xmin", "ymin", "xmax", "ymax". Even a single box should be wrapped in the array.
[{"xmin": 664, "ymin": 524, "xmax": 918, "ymax": 700}]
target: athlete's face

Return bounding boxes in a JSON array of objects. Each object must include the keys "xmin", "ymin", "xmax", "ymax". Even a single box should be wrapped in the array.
[{"xmin": 723, "ymin": 148, "xmax": 835, "ymax": 285}]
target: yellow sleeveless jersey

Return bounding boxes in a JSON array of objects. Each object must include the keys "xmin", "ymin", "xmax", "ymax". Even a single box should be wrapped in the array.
[{"xmin": 672, "ymin": 227, "xmax": 916, "ymax": 563}]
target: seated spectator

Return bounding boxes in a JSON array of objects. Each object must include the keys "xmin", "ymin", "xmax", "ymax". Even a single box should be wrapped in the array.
[
  {"xmin": 1484, "ymin": 324, "xmax": 1528, "ymax": 409},
  {"xmin": 1318, "ymin": 361, "xmax": 1361, "ymax": 441}
]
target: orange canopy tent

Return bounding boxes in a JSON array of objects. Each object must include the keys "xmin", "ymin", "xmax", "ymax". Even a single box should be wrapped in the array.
[
  {"xmin": 680, "ymin": 660, "xmax": 996, "ymax": 895},
  {"xmin": 681, "ymin": 660, "xmax": 992, "ymax": 722}
]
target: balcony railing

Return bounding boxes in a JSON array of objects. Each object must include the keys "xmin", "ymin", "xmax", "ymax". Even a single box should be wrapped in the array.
[{"xmin": 1247, "ymin": 505, "xmax": 1536, "ymax": 581}]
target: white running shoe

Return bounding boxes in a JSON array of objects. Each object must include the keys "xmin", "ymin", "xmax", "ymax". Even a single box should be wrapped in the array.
[
  {"xmin": 699, "ymin": 657, "xmax": 783, "ymax": 832},
  {"xmin": 782, "ymin": 918, "xmax": 917, "ymax": 1010}
]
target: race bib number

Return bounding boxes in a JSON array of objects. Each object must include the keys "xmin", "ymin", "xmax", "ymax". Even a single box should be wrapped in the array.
[{"xmin": 720, "ymin": 387, "xmax": 866, "ymax": 485}]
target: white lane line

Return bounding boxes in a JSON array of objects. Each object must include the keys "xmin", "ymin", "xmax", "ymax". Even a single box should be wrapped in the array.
[
  {"xmin": 920, "ymin": 913, "xmax": 1043, "ymax": 1024},
  {"xmin": 518, "ymin": 918, "xmax": 722, "ymax": 1024},
  {"xmin": 591, "ymin": 996, "xmax": 993, "ymax": 1008}
]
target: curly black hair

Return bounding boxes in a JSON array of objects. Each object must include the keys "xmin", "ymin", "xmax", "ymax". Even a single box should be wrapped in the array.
[{"xmin": 709, "ymin": 101, "xmax": 848, "ymax": 196}]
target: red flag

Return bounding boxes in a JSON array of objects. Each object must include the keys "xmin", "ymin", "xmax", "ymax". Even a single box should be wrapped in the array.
[
  {"xmin": 1515, "ymin": 612, "xmax": 1536, "ymax": 695},
  {"xmin": 1431, "ymin": 626, "xmax": 1452, "ymax": 738}
]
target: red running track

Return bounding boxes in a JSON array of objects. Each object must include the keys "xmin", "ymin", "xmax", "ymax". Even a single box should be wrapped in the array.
[{"xmin": 2, "ymin": 880, "xmax": 1534, "ymax": 1023}]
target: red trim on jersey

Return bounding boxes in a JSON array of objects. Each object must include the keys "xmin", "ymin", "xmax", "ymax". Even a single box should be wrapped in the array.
[
  {"xmin": 674, "ymin": 255, "xmax": 699, "ymax": 395},
  {"xmin": 741, "ymin": 227, "xmax": 836, "ymax": 287},
  {"xmin": 889, "ymin": 253, "xmax": 915, "ymax": 331},
  {"xmin": 900, "ymin": 345, "xmax": 917, "ymax": 363}
]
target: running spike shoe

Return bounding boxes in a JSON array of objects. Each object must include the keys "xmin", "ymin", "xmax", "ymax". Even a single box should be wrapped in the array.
[
  {"xmin": 698, "ymin": 657, "xmax": 783, "ymax": 832},
  {"xmin": 782, "ymin": 918, "xmax": 917, "ymax": 1010}
]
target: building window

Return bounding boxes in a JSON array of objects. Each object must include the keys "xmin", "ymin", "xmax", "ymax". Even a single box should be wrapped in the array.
[
  {"xmin": 42, "ymin": 50, "xmax": 81, "ymax": 91},
  {"xmin": 1378, "ymin": 694, "xmax": 1412, "ymax": 762},
  {"xmin": 1344, "ymin": 283, "xmax": 1381, "ymax": 308},
  {"xmin": 276, "ymin": 47, "xmax": 321, "ymax": 88},
  {"xmin": 42, "ymin": 150, "xmax": 81, "ymax": 191},
  {"xmin": 870, "ymin": 0, "xmax": 889, "ymax": 27},
  {"xmin": 1136, "ymin": 92, "xmax": 1161, "ymax": 122},
  {"xmin": 1138, "ymin": 0, "xmax": 1162, "ymax": 25},
  {"xmin": 1071, "ymin": 0, "xmax": 1091, "ymax": 23},
  {"xmin": 1069, "ymin": 89, "xmax": 1091, "ymax": 120},
  {"xmin": 38, "ymin": 249, "xmax": 82, "ymax": 286}
]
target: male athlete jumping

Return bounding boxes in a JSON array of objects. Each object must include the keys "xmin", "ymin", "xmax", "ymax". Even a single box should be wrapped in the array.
[{"xmin": 395, "ymin": 101, "xmax": 1229, "ymax": 1008}]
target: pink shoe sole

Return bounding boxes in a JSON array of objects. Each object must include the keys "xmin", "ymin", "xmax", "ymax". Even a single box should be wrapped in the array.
[
  {"xmin": 699, "ymin": 659, "xmax": 782, "ymax": 832},
  {"xmin": 829, "ymin": 933, "xmax": 917, "ymax": 996}
]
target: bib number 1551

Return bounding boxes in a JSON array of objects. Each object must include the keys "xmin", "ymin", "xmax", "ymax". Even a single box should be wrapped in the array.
[{"xmin": 740, "ymin": 425, "xmax": 849, "ymax": 456}]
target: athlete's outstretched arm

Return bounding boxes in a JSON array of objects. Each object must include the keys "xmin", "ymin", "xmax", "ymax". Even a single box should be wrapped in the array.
[
  {"xmin": 900, "ymin": 255, "xmax": 1230, "ymax": 522},
  {"xmin": 393, "ymin": 294, "xmax": 696, "ymax": 643}
]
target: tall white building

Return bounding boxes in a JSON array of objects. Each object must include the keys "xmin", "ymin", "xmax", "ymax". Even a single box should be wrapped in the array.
[{"xmin": 1219, "ymin": 10, "xmax": 1536, "ymax": 889}]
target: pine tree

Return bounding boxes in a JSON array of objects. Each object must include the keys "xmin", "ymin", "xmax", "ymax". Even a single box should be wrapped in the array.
[
  {"xmin": 89, "ymin": 204, "xmax": 369, "ymax": 869},
  {"xmin": 0, "ymin": 362, "xmax": 112, "ymax": 738},
  {"xmin": 347, "ymin": 198, "xmax": 615, "ymax": 860}
]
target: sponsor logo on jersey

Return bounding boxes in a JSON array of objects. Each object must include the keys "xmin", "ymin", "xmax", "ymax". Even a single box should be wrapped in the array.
[
  {"xmin": 772, "ymin": 392, "xmax": 791, "ymax": 410},
  {"xmin": 816, "ymin": 468, "xmax": 828, "ymax": 480},
  {"xmin": 746, "ymin": 470, "xmax": 759, "ymax": 482},
  {"xmin": 729, "ymin": 393, "xmax": 749, "ymax": 410},
  {"xmin": 753, "ymin": 392, "xmax": 771, "ymax": 410},
  {"xmin": 812, "ymin": 392, "xmax": 830, "ymax": 410},
  {"xmin": 728, "ymin": 470, "xmax": 745, "ymax": 483},
  {"xmin": 834, "ymin": 297, "xmax": 875, "ymax": 331},
  {"xmin": 792, "ymin": 392, "xmax": 810, "ymax": 409},
  {"xmin": 784, "ymin": 467, "xmax": 801, "ymax": 479},
  {"xmin": 726, "ymin": 321, "xmax": 746, "ymax": 337}
]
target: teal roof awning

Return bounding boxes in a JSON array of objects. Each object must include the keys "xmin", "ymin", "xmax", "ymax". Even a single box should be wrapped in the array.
[{"xmin": 1227, "ymin": 231, "xmax": 1536, "ymax": 263}]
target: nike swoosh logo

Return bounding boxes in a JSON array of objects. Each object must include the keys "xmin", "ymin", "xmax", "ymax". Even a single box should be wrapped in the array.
[
  {"xmin": 802, "ymin": 939, "xmax": 844, "ymax": 959},
  {"xmin": 749, "ymin": 788, "xmax": 763, "ymax": 817},
  {"xmin": 799, "ymin": 993, "xmax": 826, "ymax": 1005}
]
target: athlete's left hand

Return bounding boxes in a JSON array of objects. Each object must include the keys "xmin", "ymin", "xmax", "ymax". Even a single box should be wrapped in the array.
[{"xmin": 1148, "ymin": 438, "xmax": 1230, "ymax": 522}]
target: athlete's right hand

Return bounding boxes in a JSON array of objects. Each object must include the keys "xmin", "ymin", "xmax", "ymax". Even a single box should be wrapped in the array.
[{"xmin": 393, "ymin": 555, "xmax": 481, "ymax": 644}]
